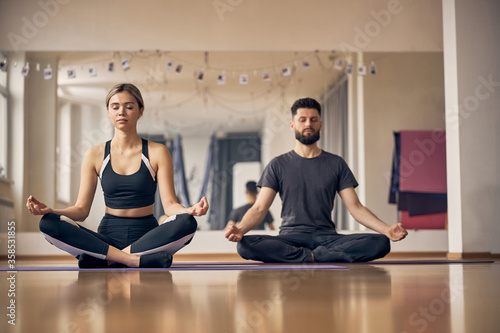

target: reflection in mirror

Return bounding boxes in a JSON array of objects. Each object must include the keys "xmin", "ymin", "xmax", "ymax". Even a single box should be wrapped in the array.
[
  {"xmin": 42, "ymin": 51, "xmax": 343, "ymax": 230},
  {"xmin": 6, "ymin": 50, "xmax": 445, "ymax": 233}
]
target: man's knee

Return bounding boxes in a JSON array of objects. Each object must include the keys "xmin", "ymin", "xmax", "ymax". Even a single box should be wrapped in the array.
[
  {"xmin": 236, "ymin": 239, "xmax": 250, "ymax": 259},
  {"xmin": 373, "ymin": 235, "xmax": 391, "ymax": 258},
  {"xmin": 237, "ymin": 237, "xmax": 259, "ymax": 260}
]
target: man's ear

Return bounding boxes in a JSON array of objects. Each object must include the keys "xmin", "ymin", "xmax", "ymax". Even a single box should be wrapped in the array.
[{"xmin": 290, "ymin": 120, "xmax": 295, "ymax": 132}]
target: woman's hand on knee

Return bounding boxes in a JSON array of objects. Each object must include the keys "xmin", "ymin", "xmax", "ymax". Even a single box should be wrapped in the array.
[
  {"xmin": 187, "ymin": 196, "xmax": 209, "ymax": 216},
  {"xmin": 26, "ymin": 195, "xmax": 53, "ymax": 216}
]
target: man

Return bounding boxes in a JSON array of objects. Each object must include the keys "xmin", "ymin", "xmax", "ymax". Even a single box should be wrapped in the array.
[
  {"xmin": 225, "ymin": 98, "xmax": 407, "ymax": 263},
  {"xmin": 226, "ymin": 181, "xmax": 275, "ymax": 231}
]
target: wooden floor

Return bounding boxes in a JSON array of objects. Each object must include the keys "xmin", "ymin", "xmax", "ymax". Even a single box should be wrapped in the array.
[{"xmin": 1, "ymin": 255, "xmax": 499, "ymax": 333}]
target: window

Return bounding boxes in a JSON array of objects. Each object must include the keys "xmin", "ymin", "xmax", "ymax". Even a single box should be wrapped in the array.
[{"xmin": 0, "ymin": 52, "xmax": 8, "ymax": 179}]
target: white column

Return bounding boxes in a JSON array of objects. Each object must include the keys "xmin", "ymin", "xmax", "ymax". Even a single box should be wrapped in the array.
[
  {"xmin": 442, "ymin": 0, "xmax": 500, "ymax": 256},
  {"xmin": 442, "ymin": 0, "xmax": 464, "ymax": 254},
  {"xmin": 356, "ymin": 51, "xmax": 366, "ymax": 231},
  {"xmin": 347, "ymin": 53, "xmax": 356, "ymax": 230},
  {"xmin": 8, "ymin": 52, "xmax": 27, "ymax": 230}
]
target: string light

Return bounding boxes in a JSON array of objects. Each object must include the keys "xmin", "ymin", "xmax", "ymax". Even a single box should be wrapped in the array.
[
  {"xmin": 44, "ymin": 64, "xmax": 52, "ymax": 80},
  {"xmin": 239, "ymin": 73, "xmax": 248, "ymax": 85},
  {"xmin": 369, "ymin": 61, "xmax": 377, "ymax": 75},
  {"xmin": 334, "ymin": 59, "xmax": 344, "ymax": 71},
  {"xmin": 121, "ymin": 58, "xmax": 130, "ymax": 71},
  {"xmin": 67, "ymin": 67, "xmax": 76, "ymax": 79},
  {"xmin": 21, "ymin": 62, "xmax": 29, "ymax": 77},
  {"xmin": 89, "ymin": 64, "xmax": 97, "ymax": 77},
  {"xmin": 0, "ymin": 59, "xmax": 7, "ymax": 72},
  {"xmin": 345, "ymin": 63, "xmax": 353, "ymax": 75},
  {"xmin": 217, "ymin": 72, "xmax": 226, "ymax": 85},
  {"xmin": 358, "ymin": 64, "xmax": 367, "ymax": 76}
]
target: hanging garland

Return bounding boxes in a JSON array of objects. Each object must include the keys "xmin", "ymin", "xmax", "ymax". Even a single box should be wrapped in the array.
[{"xmin": 3, "ymin": 51, "xmax": 378, "ymax": 115}]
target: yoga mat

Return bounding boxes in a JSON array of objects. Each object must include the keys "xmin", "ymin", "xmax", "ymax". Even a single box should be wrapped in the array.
[
  {"xmin": 1, "ymin": 260, "xmax": 494, "ymax": 272},
  {"xmin": 171, "ymin": 260, "xmax": 493, "ymax": 265},
  {"xmin": 355, "ymin": 259, "xmax": 494, "ymax": 265},
  {"xmin": 0, "ymin": 263, "xmax": 347, "ymax": 272}
]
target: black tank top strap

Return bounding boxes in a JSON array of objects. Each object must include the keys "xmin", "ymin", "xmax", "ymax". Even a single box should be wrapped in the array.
[
  {"xmin": 104, "ymin": 140, "xmax": 111, "ymax": 159},
  {"xmin": 142, "ymin": 138, "xmax": 149, "ymax": 158}
]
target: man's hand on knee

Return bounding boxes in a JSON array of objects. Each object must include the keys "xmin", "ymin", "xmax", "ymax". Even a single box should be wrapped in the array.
[
  {"xmin": 385, "ymin": 223, "xmax": 408, "ymax": 241},
  {"xmin": 225, "ymin": 224, "xmax": 243, "ymax": 242}
]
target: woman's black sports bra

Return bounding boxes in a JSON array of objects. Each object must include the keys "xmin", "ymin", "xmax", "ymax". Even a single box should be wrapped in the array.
[{"xmin": 99, "ymin": 139, "xmax": 157, "ymax": 209}]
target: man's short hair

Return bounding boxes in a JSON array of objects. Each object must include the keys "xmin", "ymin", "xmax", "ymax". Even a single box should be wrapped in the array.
[
  {"xmin": 291, "ymin": 98, "xmax": 321, "ymax": 118},
  {"xmin": 245, "ymin": 181, "xmax": 258, "ymax": 195}
]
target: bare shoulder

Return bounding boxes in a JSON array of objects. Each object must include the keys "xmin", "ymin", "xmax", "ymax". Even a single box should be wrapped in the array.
[
  {"xmin": 82, "ymin": 143, "xmax": 106, "ymax": 171},
  {"xmin": 85, "ymin": 142, "xmax": 106, "ymax": 159},
  {"xmin": 148, "ymin": 141, "xmax": 170, "ymax": 157},
  {"xmin": 148, "ymin": 141, "xmax": 171, "ymax": 166}
]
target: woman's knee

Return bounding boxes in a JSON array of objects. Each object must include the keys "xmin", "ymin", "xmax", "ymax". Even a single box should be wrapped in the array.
[
  {"xmin": 39, "ymin": 213, "xmax": 61, "ymax": 236},
  {"xmin": 176, "ymin": 214, "xmax": 198, "ymax": 234}
]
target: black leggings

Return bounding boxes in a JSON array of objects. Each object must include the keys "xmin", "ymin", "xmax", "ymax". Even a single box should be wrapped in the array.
[{"xmin": 39, "ymin": 213, "xmax": 197, "ymax": 260}]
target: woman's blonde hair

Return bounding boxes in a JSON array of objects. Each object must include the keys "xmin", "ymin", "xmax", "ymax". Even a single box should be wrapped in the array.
[{"xmin": 105, "ymin": 83, "xmax": 145, "ymax": 110}]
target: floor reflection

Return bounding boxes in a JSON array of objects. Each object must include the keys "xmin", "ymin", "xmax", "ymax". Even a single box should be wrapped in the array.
[
  {"xmin": 235, "ymin": 266, "xmax": 392, "ymax": 333},
  {"xmin": 5, "ymin": 261, "xmax": 500, "ymax": 333}
]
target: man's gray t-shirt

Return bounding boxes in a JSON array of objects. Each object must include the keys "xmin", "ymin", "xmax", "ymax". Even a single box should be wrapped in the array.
[{"xmin": 257, "ymin": 150, "xmax": 358, "ymax": 233}]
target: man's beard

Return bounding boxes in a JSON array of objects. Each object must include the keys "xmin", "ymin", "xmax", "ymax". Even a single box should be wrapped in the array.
[{"xmin": 295, "ymin": 129, "xmax": 320, "ymax": 145}]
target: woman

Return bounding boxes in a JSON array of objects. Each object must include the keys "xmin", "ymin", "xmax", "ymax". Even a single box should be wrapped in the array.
[{"xmin": 26, "ymin": 83, "xmax": 208, "ymax": 268}]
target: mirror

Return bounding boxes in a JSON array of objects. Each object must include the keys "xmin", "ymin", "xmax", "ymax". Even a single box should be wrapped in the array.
[
  {"xmin": 20, "ymin": 50, "xmax": 344, "ymax": 231},
  {"xmin": 1, "ymin": 0, "xmax": 447, "ymax": 239},
  {"xmin": 3, "ymin": 50, "xmax": 446, "ymax": 234}
]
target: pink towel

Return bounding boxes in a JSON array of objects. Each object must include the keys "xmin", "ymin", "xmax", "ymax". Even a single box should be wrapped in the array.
[
  {"xmin": 399, "ymin": 130, "xmax": 447, "ymax": 193},
  {"xmin": 401, "ymin": 211, "xmax": 447, "ymax": 230}
]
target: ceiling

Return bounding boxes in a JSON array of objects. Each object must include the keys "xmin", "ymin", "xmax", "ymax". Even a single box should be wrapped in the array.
[{"xmin": 0, "ymin": 0, "xmax": 443, "ymax": 52}]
